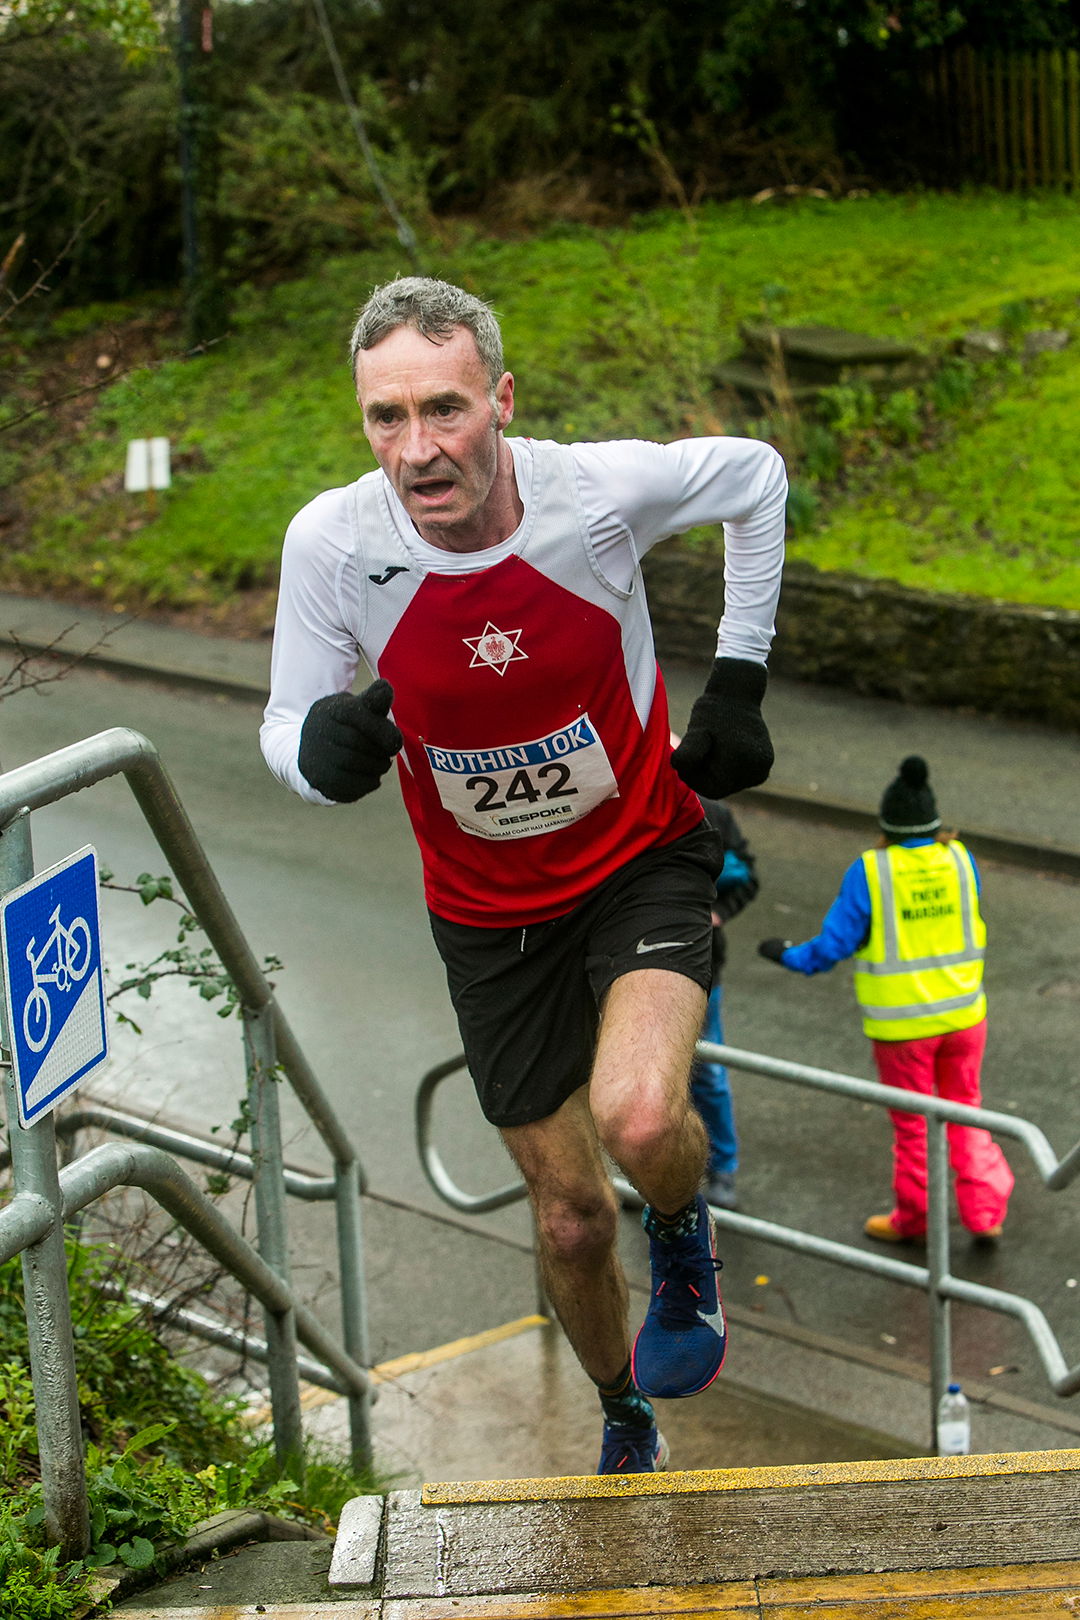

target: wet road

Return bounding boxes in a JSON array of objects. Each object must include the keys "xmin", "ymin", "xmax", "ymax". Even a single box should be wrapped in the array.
[{"xmin": 1, "ymin": 657, "xmax": 1078, "ymax": 1418}]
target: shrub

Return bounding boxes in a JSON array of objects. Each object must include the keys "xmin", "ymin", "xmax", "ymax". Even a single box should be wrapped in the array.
[
  {"xmin": 0, "ymin": 1498, "xmax": 95, "ymax": 1620},
  {"xmin": 785, "ymin": 480, "xmax": 820, "ymax": 534},
  {"xmin": 879, "ymin": 387, "xmax": 921, "ymax": 446},
  {"xmin": 930, "ymin": 358, "xmax": 975, "ymax": 416},
  {"xmin": 220, "ymin": 86, "xmax": 433, "ymax": 275},
  {"xmin": 0, "ymin": 1245, "xmax": 251, "ymax": 1468}
]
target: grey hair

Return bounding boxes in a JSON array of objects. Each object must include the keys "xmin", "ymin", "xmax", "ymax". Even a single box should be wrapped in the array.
[{"xmin": 349, "ymin": 276, "xmax": 504, "ymax": 390}]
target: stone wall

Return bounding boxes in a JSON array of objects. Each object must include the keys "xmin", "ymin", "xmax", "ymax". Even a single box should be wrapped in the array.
[{"xmin": 642, "ymin": 546, "xmax": 1080, "ymax": 731}]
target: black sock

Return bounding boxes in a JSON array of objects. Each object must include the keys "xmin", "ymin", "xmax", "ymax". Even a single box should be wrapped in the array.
[
  {"xmin": 643, "ymin": 1197, "xmax": 698, "ymax": 1242},
  {"xmin": 594, "ymin": 1360, "xmax": 655, "ymax": 1431}
]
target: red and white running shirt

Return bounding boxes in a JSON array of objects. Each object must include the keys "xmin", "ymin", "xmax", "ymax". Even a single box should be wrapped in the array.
[{"xmin": 260, "ymin": 435, "xmax": 786, "ymax": 926}]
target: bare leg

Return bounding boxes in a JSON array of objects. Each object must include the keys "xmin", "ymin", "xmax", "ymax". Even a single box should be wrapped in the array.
[
  {"xmin": 590, "ymin": 968, "xmax": 708, "ymax": 1214},
  {"xmin": 500, "ymin": 967, "xmax": 708, "ymax": 1384},
  {"xmin": 501, "ymin": 1087, "xmax": 629, "ymax": 1385}
]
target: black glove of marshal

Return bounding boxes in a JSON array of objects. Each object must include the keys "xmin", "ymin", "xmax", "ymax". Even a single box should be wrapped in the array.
[
  {"xmin": 298, "ymin": 679, "xmax": 403, "ymax": 803},
  {"xmin": 757, "ymin": 937, "xmax": 792, "ymax": 964},
  {"xmin": 671, "ymin": 657, "xmax": 774, "ymax": 799}
]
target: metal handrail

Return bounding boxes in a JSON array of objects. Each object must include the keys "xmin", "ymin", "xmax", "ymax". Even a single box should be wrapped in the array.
[
  {"xmin": 0, "ymin": 729, "xmax": 372, "ymax": 1558},
  {"xmin": 41, "ymin": 1102, "xmax": 339, "ymax": 1200},
  {"xmin": 0, "ymin": 728, "xmax": 356, "ymax": 1165},
  {"xmin": 415, "ymin": 1043, "xmax": 1080, "ymax": 1451}
]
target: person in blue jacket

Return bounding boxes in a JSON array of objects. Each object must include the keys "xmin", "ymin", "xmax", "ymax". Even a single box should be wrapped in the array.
[{"xmin": 758, "ymin": 755, "xmax": 1012, "ymax": 1243}]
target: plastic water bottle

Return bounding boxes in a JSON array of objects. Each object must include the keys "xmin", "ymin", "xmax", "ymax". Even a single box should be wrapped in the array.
[{"xmin": 936, "ymin": 1382, "xmax": 971, "ymax": 1455}]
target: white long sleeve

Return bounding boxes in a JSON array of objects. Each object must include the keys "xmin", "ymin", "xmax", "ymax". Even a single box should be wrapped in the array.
[{"xmin": 570, "ymin": 435, "xmax": 787, "ymax": 662}]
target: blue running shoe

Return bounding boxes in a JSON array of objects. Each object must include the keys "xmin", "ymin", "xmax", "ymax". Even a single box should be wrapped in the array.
[
  {"xmin": 631, "ymin": 1193, "xmax": 727, "ymax": 1399},
  {"xmin": 597, "ymin": 1421, "xmax": 670, "ymax": 1474}
]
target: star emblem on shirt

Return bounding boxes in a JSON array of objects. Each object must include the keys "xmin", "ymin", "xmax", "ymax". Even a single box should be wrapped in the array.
[{"xmin": 463, "ymin": 622, "xmax": 529, "ymax": 676}]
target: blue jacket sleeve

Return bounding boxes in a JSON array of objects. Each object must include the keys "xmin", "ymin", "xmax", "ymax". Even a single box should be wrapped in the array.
[{"xmin": 781, "ymin": 858, "xmax": 872, "ymax": 975}]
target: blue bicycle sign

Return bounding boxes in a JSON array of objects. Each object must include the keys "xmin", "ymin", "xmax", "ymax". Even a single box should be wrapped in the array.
[{"xmin": 1, "ymin": 846, "xmax": 108, "ymax": 1127}]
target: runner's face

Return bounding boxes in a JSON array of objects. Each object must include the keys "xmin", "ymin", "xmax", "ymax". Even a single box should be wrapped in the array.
[{"xmin": 355, "ymin": 324, "xmax": 514, "ymax": 544}]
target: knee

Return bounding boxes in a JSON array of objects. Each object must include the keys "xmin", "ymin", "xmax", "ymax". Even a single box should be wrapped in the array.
[
  {"xmin": 594, "ymin": 1086, "xmax": 682, "ymax": 1172},
  {"xmin": 534, "ymin": 1187, "xmax": 618, "ymax": 1267}
]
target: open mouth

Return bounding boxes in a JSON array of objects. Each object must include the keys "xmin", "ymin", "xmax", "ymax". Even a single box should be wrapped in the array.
[{"xmin": 408, "ymin": 478, "xmax": 457, "ymax": 504}]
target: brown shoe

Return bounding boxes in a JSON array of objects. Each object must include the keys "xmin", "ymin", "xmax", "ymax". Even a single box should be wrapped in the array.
[
  {"xmin": 864, "ymin": 1213, "xmax": 923, "ymax": 1243},
  {"xmin": 973, "ymin": 1223, "xmax": 1003, "ymax": 1243}
]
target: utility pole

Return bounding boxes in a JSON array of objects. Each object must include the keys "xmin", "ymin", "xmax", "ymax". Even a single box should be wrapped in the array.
[{"xmin": 176, "ymin": 0, "xmax": 228, "ymax": 351}]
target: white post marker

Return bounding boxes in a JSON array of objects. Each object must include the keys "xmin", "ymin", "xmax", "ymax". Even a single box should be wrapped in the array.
[
  {"xmin": 124, "ymin": 437, "xmax": 172, "ymax": 492},
  {"xmin": 0, "ymin": 846, "xmax": 108, "ymax": 1128},
  {"xmin": 148, "ymin": 436, "xmax": 172, "ymax": 489},
  {"xmin": 124, "ymin": 438, "xmax": 150, "ymax": 492}
]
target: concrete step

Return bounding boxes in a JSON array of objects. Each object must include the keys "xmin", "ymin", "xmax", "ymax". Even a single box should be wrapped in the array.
[
  {"xmin": 328, "ymin": 1451, "xmax": 1080, "ymax": 1612},
  {"xmin": 116, "ymin": 1557, "xmax": 1080, "ymax": 1618},
  {"xmin": 297, "ymin": 1314, "xmax": 915, "ymax": 1487},
  {"xmin": 115, "ymin": 1314, "xmax": 1080, "ymax": 1617},
  {"xmin": 114, "ymin": 1455, "xmax": 1080, "ymax": 1618}
]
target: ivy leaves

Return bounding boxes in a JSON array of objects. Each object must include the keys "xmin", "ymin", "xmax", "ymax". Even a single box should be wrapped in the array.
[{"xmin": 98, "ymin": 865, "xmax": 283, "ymax": 1034}]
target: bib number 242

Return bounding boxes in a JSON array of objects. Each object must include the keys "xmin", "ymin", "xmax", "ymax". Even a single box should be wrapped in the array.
[{"xmin": 466, "ymin": 762, "xmax": 576, "ymax": 812}]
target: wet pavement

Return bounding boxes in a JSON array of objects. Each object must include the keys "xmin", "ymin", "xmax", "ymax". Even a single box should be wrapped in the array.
[{"xmin": 1, "ymin": 590, "xmax": 1078, "ymax": 1473}]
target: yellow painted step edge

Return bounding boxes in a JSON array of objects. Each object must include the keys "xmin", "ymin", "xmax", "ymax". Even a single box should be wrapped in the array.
[
  {"xmin": 422, "ymin": 1445, "xmax": 1080, "ymax": 1505},
  {"xmin": 370, "ymin": 1313, "xmax": 549, "ymax": 1385},
  {"xmin": 245, "ymin": 1314, "xmax": 551, "ymax": 1427}
]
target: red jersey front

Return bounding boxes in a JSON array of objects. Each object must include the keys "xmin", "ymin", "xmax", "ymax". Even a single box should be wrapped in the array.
[{"xmin": 355, "ymin": 441, "xmax": 703, "ymax": 925}]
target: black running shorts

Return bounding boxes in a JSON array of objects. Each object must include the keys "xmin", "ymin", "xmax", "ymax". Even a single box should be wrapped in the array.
[{"xmin": 428, "ymin": 822, "xmax": 725, "ymax": 1129}]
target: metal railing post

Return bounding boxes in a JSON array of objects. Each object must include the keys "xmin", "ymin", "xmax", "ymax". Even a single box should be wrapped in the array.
[
  {"xmin": 242, "ymin": 1004, "xmax": 305, "ymax": 1475},
  {"xmin": 927, "ymin": 1113, "xmax": 954, "ymax": 1451},
  {"xmin": 0, "ymin": 812, "xmax": 90, "ymax": 1559},
  {"xmin": 334, "ymin": 1159, "xmax": 373, "ymax": 1470},
  {"xmin": 0, "ymin": 736, "xmax": 375, "ymax": 1493}
]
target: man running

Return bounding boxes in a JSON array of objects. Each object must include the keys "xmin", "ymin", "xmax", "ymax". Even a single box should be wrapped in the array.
[{"xmin": 260, "ymin": 275, "xmax": 787, "ymax": 1473}]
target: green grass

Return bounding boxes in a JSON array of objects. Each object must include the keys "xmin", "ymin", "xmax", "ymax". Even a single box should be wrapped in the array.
[
  {"xmin": 789, "ymin": 346, "xmax": 1080, "ymax": 605},
  {"xmin": 4, "ymin": 191, "xmax": 1080, "ymax": 614}
]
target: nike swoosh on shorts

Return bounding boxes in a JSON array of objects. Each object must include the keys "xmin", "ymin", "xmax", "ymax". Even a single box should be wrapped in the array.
[{"xmin": 635, "ymin": 938, "xmax": 693, "ymax": 954}]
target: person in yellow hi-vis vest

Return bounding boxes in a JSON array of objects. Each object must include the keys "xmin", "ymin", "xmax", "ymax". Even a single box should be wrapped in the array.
[{"xmin": 758, "ymin": 755, "xmax": 1013, "ymax": 1244}]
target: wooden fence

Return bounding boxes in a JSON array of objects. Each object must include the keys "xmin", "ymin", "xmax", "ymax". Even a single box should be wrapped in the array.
[{"xmin": 924, "ymin": 45, "xmax": 1080, "ymax": 189}]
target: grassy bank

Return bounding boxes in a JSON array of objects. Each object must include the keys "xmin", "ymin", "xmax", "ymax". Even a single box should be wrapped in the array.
[
  {"xmin": 793, "ymin": 345, "xmax": 1080, "ymax": 605},
  {"xmin": 3, "ymin": 191, "xmax": 1079, "ymax": 623}
]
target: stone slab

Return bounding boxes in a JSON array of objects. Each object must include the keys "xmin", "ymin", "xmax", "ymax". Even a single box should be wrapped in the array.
[
  {"xmin": 381, "ymin": 1584, "xmax": 759, "ymax": 1617},
  {"xmin": 380, "ymin": 1453, "xmax": 1080, "ymax": 1597},
  {"xmin": 115, "ymin": 1608, "xmax": 377, "ymax": 1619},
  {"xmin": 739, "ymin": 324, "xmax": 923, "ymax": 367},
  {"xmin": 110, "ymin": 1560, "xmax": 1080, "ymax": 1618},
  {"xmin": 330, "ymin": 1495, "xmax": 386, "ymax": 1589},
  {"xmin": 379, "ymin": 1559, "xmax": 1080, "ymax": 1616},
  {"xmin": 710, "ymin": 360, "xmax": 825, "ymax": 403},
  {"xmin": 112, "ymin": 1540, "xmax": 347, "ymax": 1611}
]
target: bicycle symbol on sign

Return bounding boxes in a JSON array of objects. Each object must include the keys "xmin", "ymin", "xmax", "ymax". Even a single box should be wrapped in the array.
[{"xmin": 21, "ymin": 904, "xmax": 93, "ymax": 1053}]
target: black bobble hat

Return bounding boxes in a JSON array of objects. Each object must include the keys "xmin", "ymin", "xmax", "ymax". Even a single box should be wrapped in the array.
[{"xmin": 878, "ymin": 755, "xmax": 941, "ymax": 836}]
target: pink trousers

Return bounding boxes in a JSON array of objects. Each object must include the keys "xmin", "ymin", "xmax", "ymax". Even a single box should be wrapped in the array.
[{"xmin": 870, "ymin": 1020, "xmax": 1013, "ymax": 1238}]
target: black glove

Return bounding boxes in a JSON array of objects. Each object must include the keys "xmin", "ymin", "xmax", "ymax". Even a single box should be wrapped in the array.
[
  {"xmin": 758, "ymin": 937, "xmax": 792, "ymax": 964},
  {"xmin": 671, "ymin": 657, "xmax": 773, "ymax": 799},
  {"xmin": 298, "ymin": 679, "xmax": 403, "ymax": 803}
]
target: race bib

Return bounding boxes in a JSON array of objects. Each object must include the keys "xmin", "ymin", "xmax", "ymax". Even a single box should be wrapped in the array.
[{"xmin": 424, "ymin": 714, "xmax": 619, "ymax": 840}]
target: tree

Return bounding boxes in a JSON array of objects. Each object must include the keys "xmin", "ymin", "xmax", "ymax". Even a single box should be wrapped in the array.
[{"xmin": 175, "ymin": 0, "xmax": 229, "ymax": 349}]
